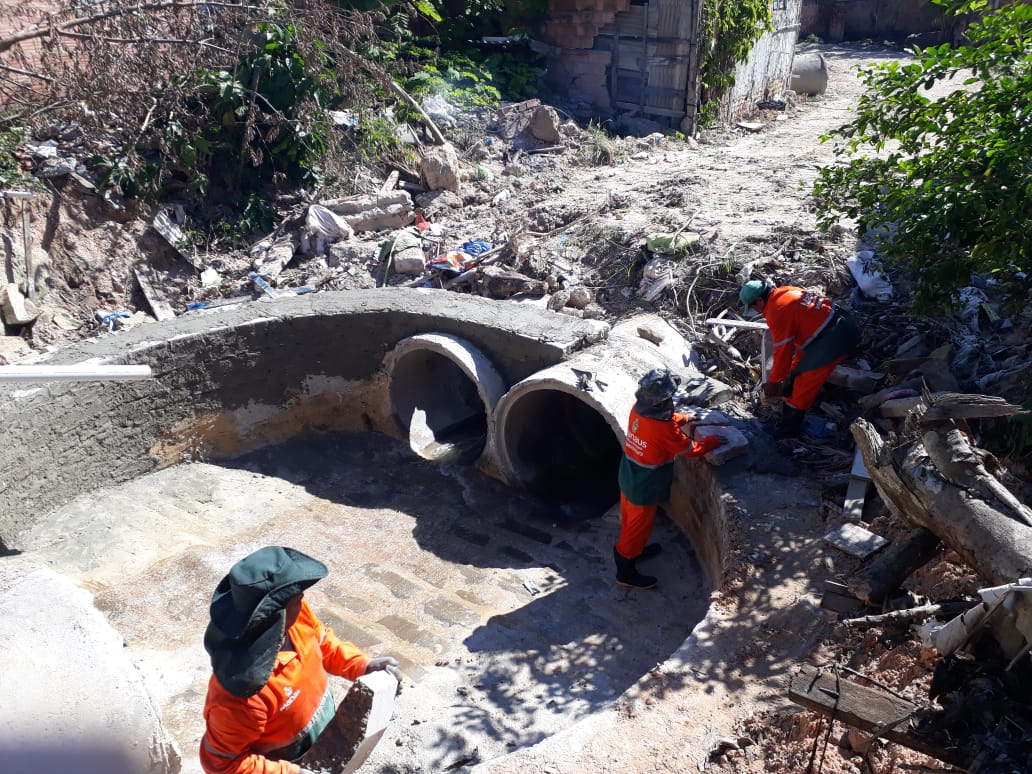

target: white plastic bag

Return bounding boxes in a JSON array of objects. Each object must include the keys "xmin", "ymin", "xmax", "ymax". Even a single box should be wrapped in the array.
[{"xmin": 845, "ymin": 251, "xmax": 893, "ymax": 301}]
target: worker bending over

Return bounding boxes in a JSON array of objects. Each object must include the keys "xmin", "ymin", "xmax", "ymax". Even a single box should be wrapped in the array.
[{"xmin": 739, "ymin": 279, "xmax": 860, "ymax": 438}]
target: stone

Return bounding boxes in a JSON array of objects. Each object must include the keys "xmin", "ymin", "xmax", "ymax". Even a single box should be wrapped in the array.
[
  {"xmin": 0, "ymin": 335, "xmax": 31, "ymax": 363},
  {"xmin": 1, "ymin": 283, "xmax": 39, "ymax": 325},
  {"xmin": 419, "ymin": 143, "xmax": 462, "ymax": 192},
  {"xmin": 679, "ymin": 374, "xmax": 734, "ymax": 408},
  {"xmin": 298, "ymin": 670, "xmax": 398, "ymax": 773},
  {"xmin": 529, "ymin": 106, "xmax": 563, "ymax": 144},
  {"xmin": 324, "ymin": 191, "xmax": 416, "ymax": 233},
  {"xmin": 566, "ymin": 286, "xmax": 592, "ymax": 309}
]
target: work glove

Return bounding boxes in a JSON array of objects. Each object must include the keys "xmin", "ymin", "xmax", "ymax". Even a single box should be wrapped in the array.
[
  {"xmin": 698, "ymin": 435, "xmax": 722, "ymax": 453},
  {"xmin": 761, "ymin": 381, "xmax": 783, "ymax": 399},
  {"xmin": 365, "ymin": 656, "xmax": 403, "ymax": 692}
]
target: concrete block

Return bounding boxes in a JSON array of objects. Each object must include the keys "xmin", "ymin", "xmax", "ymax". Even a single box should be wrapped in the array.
[
  {"xmin": 694, "ymin": 424, "xmax": 749, "ymax": 466},
  {"xmin": 824, "ymin": 522, "xmax": 888, "ymax": 558},
  {"xmin": 828, "ymin": 365, "xmax": 884, "ymax": 393},
  {"xmin": 687, "ymin": 408, "xmax": 732, "ymax": 427},
  {"xmin": 1, "ymin": 283, "xmax": 39, "ymax": 325},
  {"xmin": 299, "ymin": 670, "xmax": 398, "ymax": 773}
]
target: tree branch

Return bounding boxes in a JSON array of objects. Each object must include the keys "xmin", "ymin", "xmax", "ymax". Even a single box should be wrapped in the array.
[{"xmin": 0, "ymin": 2, "xmax": 265, "ymax": 54}]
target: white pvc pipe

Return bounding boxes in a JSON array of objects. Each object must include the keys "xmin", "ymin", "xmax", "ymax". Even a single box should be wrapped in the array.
[{"xmin": 0, "ymin": 365, "xmax": 153, "ymax": 382}]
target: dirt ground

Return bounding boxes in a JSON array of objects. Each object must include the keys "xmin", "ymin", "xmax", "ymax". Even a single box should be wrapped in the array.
[{"xmin": 3, "ymin": 42, "xmax": 1027, "ymax": 773}]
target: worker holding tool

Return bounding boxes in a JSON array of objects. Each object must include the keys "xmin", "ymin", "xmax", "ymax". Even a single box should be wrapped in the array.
[
  {"xmin": 739, "ymin": 279, "xmax": 860, "ymax": 438},
  {"xmin": 200, "ymin": 546, "xmax": 402, "ymax": 774},
  {"xmin": 615, "ymin": 368, "xmax": 723, "ymax": 590}
]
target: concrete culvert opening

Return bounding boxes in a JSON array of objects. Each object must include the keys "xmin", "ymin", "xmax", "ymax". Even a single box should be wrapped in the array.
[
  {"xmin": 387, "ymin": 333, "xmax": 506, "ymax": 466},
  {"xmin": 499, "ymin": 388, "xmax": 622, "ymax": 518}
]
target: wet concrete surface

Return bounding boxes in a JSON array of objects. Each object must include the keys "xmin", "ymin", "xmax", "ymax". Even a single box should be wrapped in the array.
[{"xmin": 22, "ymin": 432, "xmax": 710, "ymax": 772}]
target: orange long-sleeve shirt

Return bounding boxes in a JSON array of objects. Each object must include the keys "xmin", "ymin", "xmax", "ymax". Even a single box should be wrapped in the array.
[
  {"xmin": 764, "ymin": 286, "xmax": 836, "ymax": 384},
  {"xmin": 200, "ymin": 601, "xmax": 369, "ymax": 774}
]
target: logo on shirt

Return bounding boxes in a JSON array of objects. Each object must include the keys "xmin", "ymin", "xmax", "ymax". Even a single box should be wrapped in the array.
[
  {"xmin": 631, "ymin": 418, "xmax": 639, "ymax": 434},
  {"xmin": 282, "ymin": 685, "xmax": 301, "ymax": 711}
]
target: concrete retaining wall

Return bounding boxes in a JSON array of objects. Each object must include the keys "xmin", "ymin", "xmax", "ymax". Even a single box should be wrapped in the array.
[{"xmin": 0, "ymin": 289, "xmax": 608, "ymax": 544}]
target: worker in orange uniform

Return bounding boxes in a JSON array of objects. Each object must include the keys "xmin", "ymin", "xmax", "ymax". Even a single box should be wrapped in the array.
[
  {"xmin": 200, "ymin": 546, "xmax": 402, "ymax": 774},
  {"xmin": 615, "ymin": 368, "xmax": 723, "ymax": 589},
  {"xmin": 739, "ymin": 279, "xmax": 860, "ymax": 438}
]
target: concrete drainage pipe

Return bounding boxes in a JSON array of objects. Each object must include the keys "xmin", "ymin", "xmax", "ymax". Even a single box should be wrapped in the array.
[
  {"xmin": 492, "ymin": 348, "xmax": 641, "ymax": 518},
  {"xmin": 385, "ymin": 332, "xmax": 506, "ymax": 465}
]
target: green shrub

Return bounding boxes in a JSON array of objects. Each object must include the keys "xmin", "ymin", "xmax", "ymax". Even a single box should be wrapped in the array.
[{"xmin": 812, "ymin": 0, "xmax": 1032, "ymax": 311}]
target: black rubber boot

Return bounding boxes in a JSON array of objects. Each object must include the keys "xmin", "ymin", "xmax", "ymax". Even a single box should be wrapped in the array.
[
  {"xmin": 614, "ymin": 548, "xmax": 658, "ymax": 590},
  {"xmin": 776, "ymin": 405, "xmax": 806, "ymax": 439},
  {"xmin": 636, "ymin": 543, "xmax": 662, "ymax": 562}
]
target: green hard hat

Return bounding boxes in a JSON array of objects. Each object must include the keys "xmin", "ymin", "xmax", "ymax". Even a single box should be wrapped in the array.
[{"xmin": 738, "ymin": 280, "xmax": 768, "ymax": 313}]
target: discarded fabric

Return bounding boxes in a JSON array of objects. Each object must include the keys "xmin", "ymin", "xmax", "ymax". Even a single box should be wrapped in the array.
[
  {"xmin": 96, "ymin": 310, "xmax": 131, "ymax": 331},
  {"xmin": 462, "ymin": 240, "xmax": 493, "ymax": 256}
]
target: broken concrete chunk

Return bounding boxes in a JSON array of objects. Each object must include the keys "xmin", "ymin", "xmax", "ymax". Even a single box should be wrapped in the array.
[
  {"xmin": 1, "ymin": 283, "xmax": 39, "ymax": 325},
  {"xmin": 419, "ymin": 143, "xmax": 461, "ymax": 193},
  {"xmin": 324, "ymin": 191, "xmax": 416, "ymax": 233},
  {"xmin": 694, "ymin": 424, "xmax": 749, "ymax": 466},
  {"xmin": 679, "ymin": 375, "xmax": 734, "ymax": 408},
  {"xmin": 475, "ymin": 265, "xmax": 547, "ymax": 299},
  {"xmin": 391, "ymin": 246, "xmax": 426, "ymax": 276},
  {"xmin": 530, "ymin": 106, "xmax": 563, "ymax": 143},
  {"xmin": 298, "ymin": 670, "xmax": 398, "ymax": 774}
]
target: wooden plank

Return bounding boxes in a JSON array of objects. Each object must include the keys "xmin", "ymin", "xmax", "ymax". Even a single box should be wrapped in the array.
[
  {"xmin": 133, "ymin": 267, "xmax": 176, "ymax": 321},
  {"xmin": 704, "ymin": 317, "xmax": 768, "ymax": 330},
  {"xmin": 789, "ymin": 664, "xmax": 970, "ymax": 767},
  {"xmin": 379, "ymin": 170, "xmax": 400, "ymax": 195},
  {"xmin": 613, "ymin": 101, "xmax": 685, "ymax": 118}
]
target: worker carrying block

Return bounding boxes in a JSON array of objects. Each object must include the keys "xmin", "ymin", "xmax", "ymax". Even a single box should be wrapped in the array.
[{"xmin": 614, "ymin": 368, "xmax": 724, "ymax": 590}]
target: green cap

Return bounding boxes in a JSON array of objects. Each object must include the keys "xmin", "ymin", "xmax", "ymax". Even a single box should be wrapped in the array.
[{"xmin": 739, "ymin": 280, "xmax": 767, "ymax": 314}]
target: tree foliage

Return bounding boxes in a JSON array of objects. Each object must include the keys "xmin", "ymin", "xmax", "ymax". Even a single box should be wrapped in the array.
[
  {"xmin": 699, "ymin": 0, "xmax": 773, "ymax": 125},
  {"xmin": 812, "ymin": 0, "xmax": 1032, "ymax": 310}
]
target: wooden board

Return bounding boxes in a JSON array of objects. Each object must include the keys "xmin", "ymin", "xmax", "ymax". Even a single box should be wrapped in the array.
[
  {"xmin": 789, "ymin": 664, "xmax": 970, "ymax": 767},
  {"xmin": 133, "ymin": 267, "xmax": 176, "ymax": 321}
]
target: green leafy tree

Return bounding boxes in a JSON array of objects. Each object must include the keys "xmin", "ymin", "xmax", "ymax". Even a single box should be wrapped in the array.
[
  {"xmin": 699, "ymin": 0, "xmax": 773, "ymax": 125},
  {"xmin": 812, "ymin": 0, "xmax": 1032, "ymax": 310}
]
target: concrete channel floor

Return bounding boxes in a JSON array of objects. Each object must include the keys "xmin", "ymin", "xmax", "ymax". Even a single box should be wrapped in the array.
[{"xmin": 21, "ymin": 432, "xmax": 710, "ymax": 773}]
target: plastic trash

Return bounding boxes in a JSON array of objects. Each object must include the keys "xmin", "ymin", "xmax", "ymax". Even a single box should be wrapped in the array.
[
  {"xmin": 845, "ymin": 251, "xmax": 893, "ymax": 301},
  {"xmin": 306, "ymin": 204, "xmax": 354, "ymax": 242},
  {"xmin": 802, "ymin": 415, "xmax": 835, "ymax": 439},
  {"xmin": 95, "ymin": 310, "xmax": 131, "ymax": 331},
  {"xmin": 421, "ymin": 94, "xmax": 456, "ymax": 126},
  {"xmin": 638, "ymin": 257, "xmax": 674, "ymax": 301}
]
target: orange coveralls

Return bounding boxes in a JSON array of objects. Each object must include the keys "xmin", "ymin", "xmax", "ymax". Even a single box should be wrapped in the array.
[
  {"xmin": 200, "ymin": 601, "xmax": 369, "ymax": 774},
  {"xmin": 616, "ymin": 407, "xmax": 711, "ymax": 559},
  {"xmin": 765, "ymin": 286, "xmax": 851, "ymax": 411}
]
